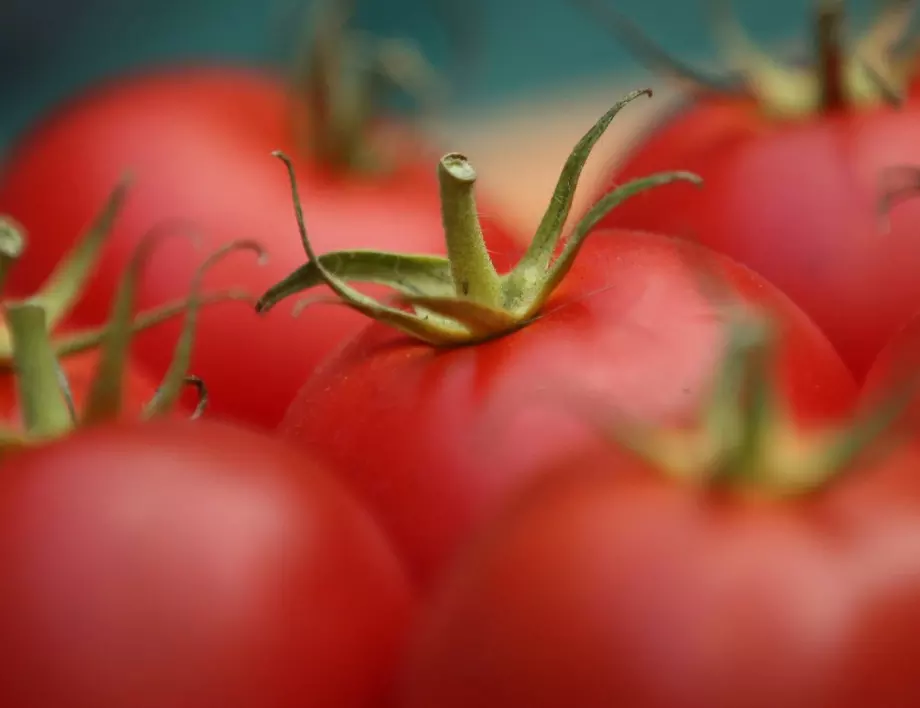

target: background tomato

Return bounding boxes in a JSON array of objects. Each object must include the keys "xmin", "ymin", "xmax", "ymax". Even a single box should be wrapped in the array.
[
  {"xmin": 580, "ymin": 1, "xmax": 920, "ymax": 380},
  {"xmin": 0, "ymin": 419, "xmax": 414, "ymax": 708},
  {"xmin": 277, "ymin": 230, "xmax": 857, "ymax": 590},
  {"xmin": 591, "ymin": 94, "xmax": 920, "ymax": 380},
  {"xmin": 0, "ymin": 67, "xmax": 521, "ymax": 430},
  {"xmin": 401, "ymin": 444, "xmax": 920, "ymax": 708}
]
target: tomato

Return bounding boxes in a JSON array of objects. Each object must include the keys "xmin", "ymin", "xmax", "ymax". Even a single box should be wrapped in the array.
[
  {"xmin": 0, "ymin": 66, "xmax": 521, "ymax": 430},
  {"xmin": 0, "ymin": 419, "xmax": 414, "ymax": 708},
  {"xmin": 585, "ymin": 2, "xmax": 920, "ymax": 379},
  {"xmin": 401, "ymin": 439, "xmax": 920, "ymax": 708},
  {"xmin": 276, "ymin": 229, "xmax": 857, "ymax": 590}
]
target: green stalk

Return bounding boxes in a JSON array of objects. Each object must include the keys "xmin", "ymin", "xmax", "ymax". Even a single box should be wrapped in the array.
[{"xmin": 6, "ymin": 302, "xmax": 74, "ymax": 438}]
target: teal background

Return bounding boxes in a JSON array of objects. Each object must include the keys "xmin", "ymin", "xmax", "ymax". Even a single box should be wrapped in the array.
[{"xmin": 0, "ymin": 0, "xmax": 875, "ymax": 151}]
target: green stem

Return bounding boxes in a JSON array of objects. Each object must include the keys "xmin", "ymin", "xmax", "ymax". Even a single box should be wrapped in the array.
[
  {"xmin": 699, "ymin": 313, "xmax": 767, "ymax": 476},
  {"xmin": 816, "ymin": 0, "xmax": 847, "ymax": 111},
  {"xmin": 291, "ymin": 0, "xmax": 366, "ymax": 170},
  {"xmin": 5, "ymin": 302, "xmax": 75, "ymax": 438},
  {"xmin": 731, "ymin": 331, "xmax": 780, "ymax": 482},
  {"xmin": 438, "ymin": 153, "xmax": 502, "ymax": 306}
]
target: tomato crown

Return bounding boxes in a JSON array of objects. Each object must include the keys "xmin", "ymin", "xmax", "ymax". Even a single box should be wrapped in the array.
[
  {"xmin": 593, "ymin": 306, "xmax": 915, "ymax": 495},
  {"xmin": 574, "ymin": 0, "xmax": 915, "ymax": 120},
  {"xmin": 0, "ymin": 190, "xmax": 265, "ymax": 451},
  {"xmin": 256, "ymin": 88, "xmax": 702, "ymax": 345}
]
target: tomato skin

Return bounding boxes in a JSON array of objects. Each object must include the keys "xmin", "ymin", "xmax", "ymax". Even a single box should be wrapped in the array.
[
  {"xmin": 0, "ymin": 66, "xmax": 520, "ymax": 430},
  {"xmin": 591, "ymin": 95, "xmax": 920, "ymax": 379},
  {"xmin": 401, "ymin": 445, "xmax": 920, "ymax": 708},
  {"xmin": 277, "ymin": 231, "xmax": 857, "ymax": 590},
  {"xmin": 0, "ymin": 419, "xmax": 414, "ymax": 708}
]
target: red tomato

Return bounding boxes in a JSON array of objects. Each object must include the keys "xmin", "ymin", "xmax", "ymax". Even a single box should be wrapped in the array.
[
  {"xmin": 401, "ymin": 443, "xmax": 920, "ymax": 708},
  {"xmin": 0, "ymin": 419, "xmax": 413, "ymax": 708},
  {"xmin": 0, "ymin": 67, "xmax": 521, "ymax": 430},
  {"xmin": 586, "ymin": 8, "xmax": 920, "ymax": 379},
  {"xmin": 276, "ymin": 231, "xmax": 857, "ymax": 590}
]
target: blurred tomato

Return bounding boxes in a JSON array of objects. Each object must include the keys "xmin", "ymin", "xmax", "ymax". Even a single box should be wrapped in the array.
[{"xmin": 0, "ymin": 418, "xmax": 414, "ymax": 708}]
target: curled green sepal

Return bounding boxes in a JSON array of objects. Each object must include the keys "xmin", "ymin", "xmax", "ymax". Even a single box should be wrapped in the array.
[
  {"xmin": 257, "ymin": 251, "xmax": 455, "ymax": 308},
  {"xmin": 0, "ymin": 179, "xmax": 129, "ymax": 357},
  {"xmin": 140, "ymin": 239, "xmax": 266, "ymax": 420},
  {"xmin": 257, "ymin": 88, "xmax": 703, "ymax": 346},
  {"xmin": 573, "ymin": 0, "xmax": 917, "ymax": 120},
  {"xmin": 0, "ymin": 237, "xmax": 265, "ymax": 452},
  {"xmin": 25, "ymin": 177, "xmax": 130, "ymax": 340},
  {"xmin": 0, "ymin": 182, "xmax": 255, "ymax": 372},
  {"xmin": 0, "ymin": 206, "xmax": 265, "ymax": 451},
  {"xmin": 80, "ymin": 233, "xmax": 265, "ymax": 426}
]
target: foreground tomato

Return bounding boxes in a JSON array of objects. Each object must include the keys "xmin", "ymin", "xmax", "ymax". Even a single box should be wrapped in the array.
[
  {"xmin": 402, "ymin": 446, "xmax": 920, "ymax": 708},
  {"xmin": 583, "ymin": 0, "xmax": 920, "ymax": 378},
  {"xmin": 401, "ymin": 332, "xmax": 920, "ymax": 708},
  {"xmin": 0, "ymin": 14, "xmax": 520, "ymax": 429},
  {"xmin": 0, "ymin": 419, "xmax": 413, "ymax": 708},
  {"xmin": 259, "ymin": 90, "xmax": 858, "ymax": 590}
]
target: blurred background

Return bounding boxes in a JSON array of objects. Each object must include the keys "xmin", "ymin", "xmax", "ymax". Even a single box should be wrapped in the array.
[{"xmin": 0, "ymin": 0, "xmax": 876, "ymax": 227}]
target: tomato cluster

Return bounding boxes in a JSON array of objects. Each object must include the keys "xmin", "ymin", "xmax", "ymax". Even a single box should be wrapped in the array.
[{"xmin": 3, "ymin": 1, "xmax": 920, "ymax": 706}]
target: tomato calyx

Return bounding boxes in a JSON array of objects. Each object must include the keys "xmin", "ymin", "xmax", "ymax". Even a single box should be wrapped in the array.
[
  {"xmin": 256, "ymin": 88, "xmax": 702, "ymax": 345},
  {"xmin": 601, "ymin": 308, "xmax": 911, "ymax": 495},
  {"xmin": 0, "ymin": 185, "xmax": 266, "ymax": 451},
  {"xmin": 290, "ymin": 0, "xmax": 443, "ymax": 174},
  {"xmin": 574, "ymin": 0, "xmax": 915, "ymax": 120},
  {"xmin": 0, "ymin": 179, "xmax": 257, "ymax": 370}
]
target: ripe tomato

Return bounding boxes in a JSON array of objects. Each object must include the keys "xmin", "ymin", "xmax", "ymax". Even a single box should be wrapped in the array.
[
  {"xmin": 0, "ymin": 419, "xmax": 414, "ymax": 708},
  {"xmin": 401, "ymin": 441, "xmax": 920, "ymax": 708},
  {"xmin": 0, "ymin": 66, "xmax": 520, "ymax": 430},
  {"xmin": 585, "ymin": 2, "xmax": 920, "ymax": 378},
  {"xmin": 277, "ymin": 230, "xmax": 857, "ymax": 590}
]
